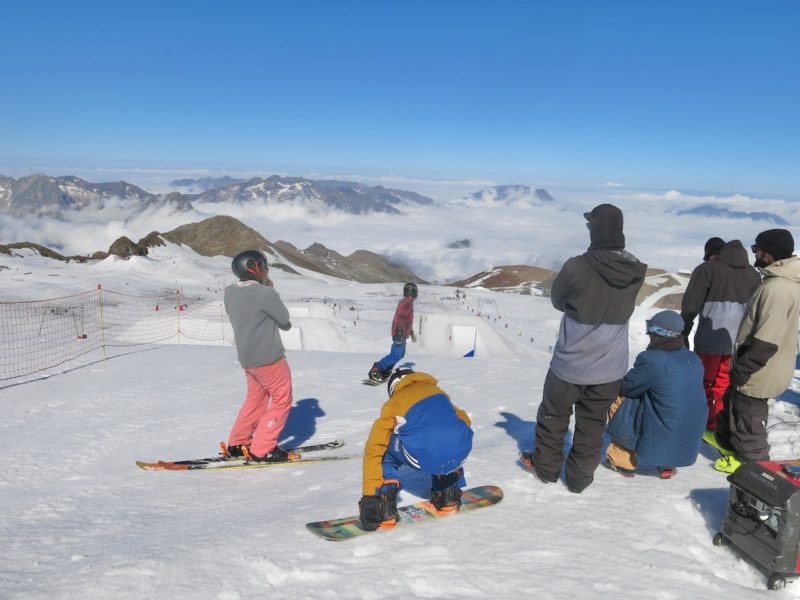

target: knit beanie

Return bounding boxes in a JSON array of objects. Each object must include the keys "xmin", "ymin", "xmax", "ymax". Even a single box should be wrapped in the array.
[
  {"xmin": 584, "ymin": 204, "xmax": 625, "ymax": 250},
  {"xmin": 755, "ymin": 229, "xmax": 794, "ymax": 260},
  {"xmin": 703, "ymin": 237, "xmax": 725, "ymax": 261}
]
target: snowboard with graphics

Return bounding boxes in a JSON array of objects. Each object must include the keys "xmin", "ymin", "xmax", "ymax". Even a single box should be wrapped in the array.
[{"xmin": 306, "ymin": 485, "xmax": 503, "ymax": 541}]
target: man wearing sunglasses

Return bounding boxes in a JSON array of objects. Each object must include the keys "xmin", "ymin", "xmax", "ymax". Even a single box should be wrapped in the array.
[{"xmin": 711, "ymin": 229, "xmax": 800, "ymax": 473}]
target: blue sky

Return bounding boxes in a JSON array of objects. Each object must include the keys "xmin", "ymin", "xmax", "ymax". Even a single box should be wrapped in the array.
[{"xmin": 1, "ymin": 1, "xmax": 798, "ymax": 197}]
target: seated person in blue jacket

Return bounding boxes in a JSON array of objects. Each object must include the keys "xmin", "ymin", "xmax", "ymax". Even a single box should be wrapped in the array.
[
  {"xmin": 359, "ymin": 369, "xmax": 474, "ymax": 531},
  {"xmin": 604, "ymin": 310, "xmax": 708, "ymax": 479}
]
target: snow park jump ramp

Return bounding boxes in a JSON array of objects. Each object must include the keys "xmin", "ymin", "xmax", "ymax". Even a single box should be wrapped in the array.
[{"xmin": 416, "ymin": 313, "xmax": 520, "ymax": 359}]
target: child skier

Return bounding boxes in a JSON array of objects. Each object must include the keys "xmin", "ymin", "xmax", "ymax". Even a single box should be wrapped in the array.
[
  {"xmin": 224, "ymin": 250, "xmax": 295, "ymax": 462},
  {"xmin": 368, "ymin": 283, "xmax": 418, "ymax": 382},
  {"xmin": 358, "ymin": 369, "xmax": 474, "ymax": 531}
]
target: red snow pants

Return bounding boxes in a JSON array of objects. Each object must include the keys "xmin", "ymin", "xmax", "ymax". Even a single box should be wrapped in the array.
[{"xmin": 697, "ymin": 352, "xmax": 731, "ymax": 431}]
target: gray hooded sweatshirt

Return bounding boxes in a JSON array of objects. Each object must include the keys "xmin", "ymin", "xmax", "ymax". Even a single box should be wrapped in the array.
[{"xmin": 224, "ymin": 280, "xmax": 292, "ymax": 369}]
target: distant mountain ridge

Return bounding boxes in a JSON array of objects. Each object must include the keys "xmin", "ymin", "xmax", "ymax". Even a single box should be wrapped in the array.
[
  {"xmin": 454, "ymin": 184, "xmax": 555, "ymax": 206},
  {"xmin": 0, "ymin": 174, "xmax": 191, "ymax": 217},
  {"xmin": 0, "ymin": 173, "xmax": 435, "ymax": 218},
  {"xmin": 675, "ymin": 204, "xmax": 789, "ymax": 225},
  {"xmin": 184, "ymin": 175, "xmax": 434, "ymax": 214}
]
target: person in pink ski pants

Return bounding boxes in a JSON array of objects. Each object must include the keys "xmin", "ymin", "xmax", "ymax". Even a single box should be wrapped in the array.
[{"xmin": 224, "ymin": 250, "xmax": 294, "ymax": 462}]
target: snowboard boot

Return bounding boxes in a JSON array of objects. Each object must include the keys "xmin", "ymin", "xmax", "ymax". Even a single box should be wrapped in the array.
[
  {"xmin": 368, "ymin": 365, "xmax": 384, "ymax": 382},
  {"xmin": 430, "ymin": 470, "xmax": 463, "ymax": 514},
  {"xmin": 378, "ymin": 481, "xmax": 399, "ymax": 528},
  {"xmin": 714, "ymin": 455, "xmax": 743, "ymax": 474},
  {"xmin": 519, "ymin": 452, "xmax": 558, "ymax": 484},
  {"xmin": 602, "ymin": 456, "xmax": 636, "ymax": 478}
]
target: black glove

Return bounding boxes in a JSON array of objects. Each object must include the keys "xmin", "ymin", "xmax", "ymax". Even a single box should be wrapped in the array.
[{"xmin": 358, "ymin": 495, "xmax": 382, "ymax": 531}]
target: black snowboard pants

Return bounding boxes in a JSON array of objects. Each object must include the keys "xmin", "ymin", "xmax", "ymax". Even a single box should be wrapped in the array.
[
  {"xmin": 715, "ymin": 386, "xmax": 769, "ymax": 461},
  {"xmin": 533, "ymin": 369, "xmax": 621, "ymax": 492}
]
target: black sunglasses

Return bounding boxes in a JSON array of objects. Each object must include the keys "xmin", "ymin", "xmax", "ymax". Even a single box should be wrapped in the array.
[{"xmin": 751, "ymin": 244, "xmax": 760, "ymax": 253}]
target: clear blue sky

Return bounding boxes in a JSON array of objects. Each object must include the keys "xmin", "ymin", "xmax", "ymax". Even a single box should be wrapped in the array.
[{"xmin": 2, "ymin": 0, "xmax": 798, "ymax": 196}]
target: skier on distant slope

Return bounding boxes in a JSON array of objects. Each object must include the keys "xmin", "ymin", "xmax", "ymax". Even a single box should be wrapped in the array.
[
  {"xmin": 359, "ymin": 369, "xmax": 474, "ymax": 531},
  {"xmin": 223, "ymin": 250, "xmax": 295, "ymax": 462},
  {"xmin": 368, "ymin": 283, "xmax": 418, "ymax": 382}
]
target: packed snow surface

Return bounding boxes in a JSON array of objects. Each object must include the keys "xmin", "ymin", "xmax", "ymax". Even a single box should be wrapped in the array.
[{"xmin": 2, "ymin": 245, "xmax": 800, "ymax": 599}]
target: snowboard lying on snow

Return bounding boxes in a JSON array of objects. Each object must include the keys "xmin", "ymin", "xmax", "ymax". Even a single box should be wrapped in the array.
[{"xmin": 306, "ymin": 485, "xmax": 504, "ymax": 541}]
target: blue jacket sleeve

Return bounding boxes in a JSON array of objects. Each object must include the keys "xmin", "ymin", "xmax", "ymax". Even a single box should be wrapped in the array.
[{"xmin": 621, "ymin": 352, "xmax": 654, "ymax": 399}]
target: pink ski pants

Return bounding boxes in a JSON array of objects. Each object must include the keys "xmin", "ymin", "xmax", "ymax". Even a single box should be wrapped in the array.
[{"xmin": 228, "ymin": 357, "xmax": 293, "ymax": 457}]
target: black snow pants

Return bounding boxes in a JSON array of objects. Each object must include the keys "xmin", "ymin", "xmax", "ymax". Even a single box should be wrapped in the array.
[
  {"xmin": 715, "ymin": 386, "xmax": 770, "ymax": 461},
  {"xmin": 533, "ymin": 369, "xmax": 621, "ymax": 493}
]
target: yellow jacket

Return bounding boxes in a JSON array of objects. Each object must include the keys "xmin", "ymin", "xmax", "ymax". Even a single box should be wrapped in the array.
[{"xmin": 362, "ymin": 372, "xmax": 472, "ymax": 496}]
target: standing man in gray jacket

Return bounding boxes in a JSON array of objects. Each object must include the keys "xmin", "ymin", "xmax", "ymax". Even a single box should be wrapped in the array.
[
  {"xmin": 712, "ymin": 229, "xmax": 800, "ymax": 473},
  {"xmin": 224, "ymin": 250, "xmax": 295, "ymax": 462},
  {"xmin": 680, "ymin": 239, "xmax": 761, "ymax": 430},
  {"xmin": 522, "ymin": 204, "xmax": 647, "ymax": 493}
]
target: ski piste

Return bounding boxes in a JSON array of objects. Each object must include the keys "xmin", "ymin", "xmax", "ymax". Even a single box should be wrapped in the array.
[
  {"xmin": 306, "ymin": 485, "xmax": 504, "ymax": 541},
  {"xmin": 136, "ymin": 439, "xmax": 349, "ymax": 471}
]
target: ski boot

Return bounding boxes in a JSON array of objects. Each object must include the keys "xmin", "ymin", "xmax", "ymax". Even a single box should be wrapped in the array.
[
  {"xmin": 221, "ymin": 442, "xmax": 250, "ymax": 458},
  {"xmin": 430, "ymin": 470, "xmax": 463, "ymax": 514},
  {"xmin": 246, "ymin": 447, "xmax": 300, "ymax": 463}
]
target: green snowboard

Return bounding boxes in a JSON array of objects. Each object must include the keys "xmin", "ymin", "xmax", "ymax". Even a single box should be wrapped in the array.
[{"xmin": 306, "ymin": 485, "xmax": 503, "ymax": 541}]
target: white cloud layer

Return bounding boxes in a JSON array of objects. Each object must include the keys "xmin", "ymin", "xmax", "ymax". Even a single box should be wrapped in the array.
[{"xmin": 2, "ymin": 188, "xmax": 797, "ymax": 283}]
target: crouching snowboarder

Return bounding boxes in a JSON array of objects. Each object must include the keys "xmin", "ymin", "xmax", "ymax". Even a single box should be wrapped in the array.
[
  {"xmin": 604, "ymin": 310, "xmax": 708, "ymax": 479},
  {"xmin": 359, "ymin": 369, "xmax": 474, "ymax": 531}
]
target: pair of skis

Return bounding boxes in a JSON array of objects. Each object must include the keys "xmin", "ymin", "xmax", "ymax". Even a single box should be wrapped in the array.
[{"xmin": 136, "ymin": 439, "xmax": 350, "ymax": 471}]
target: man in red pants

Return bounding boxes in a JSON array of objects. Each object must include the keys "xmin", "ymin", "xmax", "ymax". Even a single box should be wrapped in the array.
[{"xmin": 680, "ymin": 238, "xmax": 760, "ymax": 430}]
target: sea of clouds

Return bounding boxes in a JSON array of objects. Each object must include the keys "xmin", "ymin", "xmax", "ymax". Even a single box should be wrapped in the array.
[{"xmin": 1, "ymin": 169, "xmax": 797, "ymax": 283}]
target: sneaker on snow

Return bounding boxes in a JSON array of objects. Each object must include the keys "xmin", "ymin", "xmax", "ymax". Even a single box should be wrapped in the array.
[{"xmin": 657, "ymin": 466, "xmax": 676, "ymax": 479}]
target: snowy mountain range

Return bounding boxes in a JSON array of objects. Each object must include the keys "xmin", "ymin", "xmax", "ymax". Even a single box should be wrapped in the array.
[
  {"xmin": 675, "ymin": 204, "xmax": 789, "ymax": 225},
  {"xmin": 450, "ymin": 184, "xmax": 555, "ymax": 207},
  {"xmin": 0, "ymin": 174, "xmax": 192, "ymax": 218}
]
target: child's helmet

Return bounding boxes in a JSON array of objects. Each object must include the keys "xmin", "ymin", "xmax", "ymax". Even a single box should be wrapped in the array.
[
  {"xmin": 403, "ymin": 282, "xmax": 418, "ymax": 298},
  {"xmin": 387, "ymin": 368, "xmax": 414, "ymax": 397},
  {"xmin": 232, "ymin": 250, "xmax": 268, "ymax": 281}
]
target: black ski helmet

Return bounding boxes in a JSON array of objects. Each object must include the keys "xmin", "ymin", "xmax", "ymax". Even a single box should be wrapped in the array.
[
  {"xmin": 403, "ymin": 282, "xmax": 418, "ymax": 298},
  {"xmin": 231, "ymin": 250, "xmax": 268, "ymax": 281},
  {"xmin": 387, "ymin": 368, "xmax": 414, "ymax": 397}
]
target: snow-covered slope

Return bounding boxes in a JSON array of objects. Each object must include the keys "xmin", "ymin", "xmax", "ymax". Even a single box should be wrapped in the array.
[{"xmin": 1, "ymin": 245, "xmax": 799, "ymax": 599}]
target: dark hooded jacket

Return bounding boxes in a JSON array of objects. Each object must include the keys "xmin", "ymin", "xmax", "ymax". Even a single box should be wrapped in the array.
[
  {"xmin": 680, "ymin": 240, "xmax": 761, "ymax": 355},
  {"xmin": 549, "ymin": 208, "xmax": 647, "ymax": 385}
]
